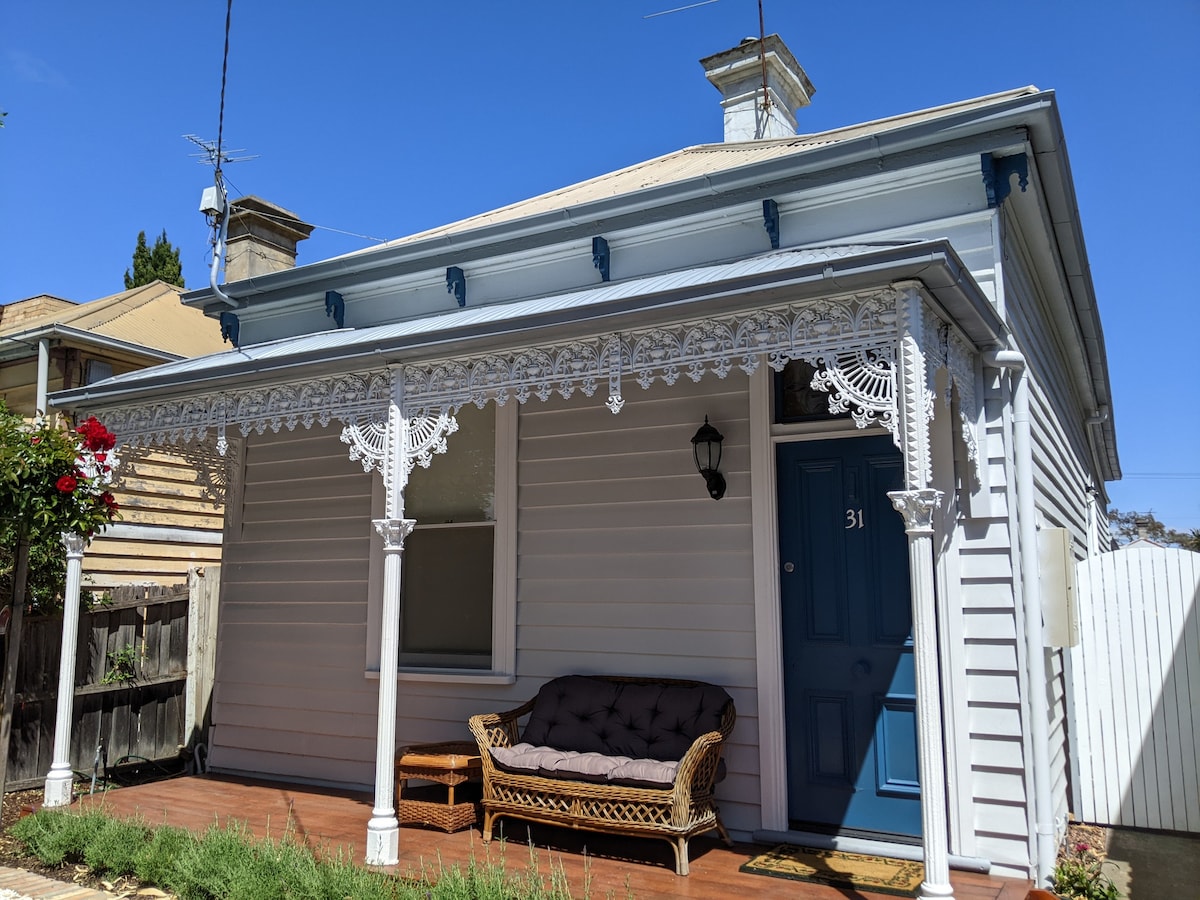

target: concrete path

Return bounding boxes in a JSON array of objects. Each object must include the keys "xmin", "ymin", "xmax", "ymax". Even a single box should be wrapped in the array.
[
  {"xmin": 0, "ymin": 867, "xmax": 114, "ymax": 900},
  {"xmin": 1104, "ymin": 827, "xmax": 1200, "ymax": 899}
]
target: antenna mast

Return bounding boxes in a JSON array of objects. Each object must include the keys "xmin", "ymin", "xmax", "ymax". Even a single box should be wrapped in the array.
[{"xmin": 756, "ymin": 0, "xmax": 771, "ymax": 138}]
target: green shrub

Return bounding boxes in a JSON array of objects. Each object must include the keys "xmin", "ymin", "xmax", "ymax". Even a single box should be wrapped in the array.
[
  {"xmin": 134, "ymin": 825, "xmax": 196, "ymax": 887},
  {"xmin": 8, "ymin": 807, "xmax": 610, "ymax": 899},
  {"xmin": 82, "ymin": 816, "xmax": 149, "ymax": 874},
  {"xmin": 9, "ymin": 808, "xmax": 107, "ymax": 866}
]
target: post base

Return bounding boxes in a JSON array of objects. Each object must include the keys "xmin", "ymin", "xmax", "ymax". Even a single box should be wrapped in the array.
[
  {"xmin": 43, "ymin": 766, "xmax": 74, "ymax": 808},
  {"xmin": 365, "ymin": 815, "xmax": 399, "ymax": 866}
]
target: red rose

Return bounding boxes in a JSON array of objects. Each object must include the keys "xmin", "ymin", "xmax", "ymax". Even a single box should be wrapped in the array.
[
  {"xmin": 95, "ymin": 452, "xmax": 107, "ymax": 463},
  {"xmin": 101, "ymin": 491, "xmax": 119, "ymax": 513},
  {"xmin": 56, "ymin": 475, "xmax": 78, "ymax": 493}
]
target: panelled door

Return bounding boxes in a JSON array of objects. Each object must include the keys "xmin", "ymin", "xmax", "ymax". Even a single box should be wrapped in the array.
[{"xmin": 777, "ymin": 434, "xmax": 921, "ymax": 837}]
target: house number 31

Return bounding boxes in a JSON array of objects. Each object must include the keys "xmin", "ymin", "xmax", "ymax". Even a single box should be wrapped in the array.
[{"xmin": 844, "ymin": 508, "xmax": 865, "ymax": 529}]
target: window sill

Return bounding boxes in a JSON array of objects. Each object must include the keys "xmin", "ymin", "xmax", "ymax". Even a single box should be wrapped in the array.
[{"xmin": 365, "ymin": 668, "xmax": 516, "ymax": 685}]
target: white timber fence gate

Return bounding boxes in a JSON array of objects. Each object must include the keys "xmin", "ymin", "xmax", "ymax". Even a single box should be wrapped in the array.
[{"xmin": 1068, "ymin": 544, "xmax": 1200, "ymax": 833}]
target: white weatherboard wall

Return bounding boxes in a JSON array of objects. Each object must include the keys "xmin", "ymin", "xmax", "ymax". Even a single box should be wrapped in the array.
[
  {"xmin": 209, "ymin": 425, "xmax": 378, "ymax": 785},
  {"xmin": 514, "ymin": 374, "xmax": 759, "ymax": 831},
  {"xmin": 1071, "ymin": 546, "xmax": 1200, "ymax": 833},
  {"xmin": 207, "ymin": 376, "xmax": 760, "ymax": 833}
]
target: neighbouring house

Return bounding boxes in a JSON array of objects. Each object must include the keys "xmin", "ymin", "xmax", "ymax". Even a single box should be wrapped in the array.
[
  {"xmin": 53, "ymin": 35, "xmax": 1119, "ymax": 895},
  {"xmin": 0, "ymin": 280, "xmax": 228, "ymax": 589}
]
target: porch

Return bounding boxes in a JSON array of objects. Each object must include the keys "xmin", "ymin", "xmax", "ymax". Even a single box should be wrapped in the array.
[{"xmin": 76, "ymin": 774, "xmax": 1031, "ymax": 899}]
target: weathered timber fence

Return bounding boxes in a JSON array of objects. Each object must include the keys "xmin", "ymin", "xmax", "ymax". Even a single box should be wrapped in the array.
[{"xmin": 4, "ymin": 568, "xmax": 220, "ymax": 790}]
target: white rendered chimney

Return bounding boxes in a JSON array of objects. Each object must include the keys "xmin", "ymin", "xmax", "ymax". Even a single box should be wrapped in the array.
[{"xmin": 701, "ymin": 34, "xmax": 815, "ymax": 142}]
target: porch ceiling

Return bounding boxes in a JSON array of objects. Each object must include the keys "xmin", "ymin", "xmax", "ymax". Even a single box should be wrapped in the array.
[{"xmin": 54, "ymin": 240, "xmax": 1002, "ymax": 413}]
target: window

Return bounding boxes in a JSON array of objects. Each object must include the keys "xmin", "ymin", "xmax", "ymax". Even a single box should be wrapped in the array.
[
  {"xmin": 774, "ymin": 359, "xmax": 849, "ymax": 424},
  {"xmin": 84, "ymin": 359, "xmax": 114, "ymax": 385},
  {"xmin": 400, "ymin": 402, "xmax": 496, "ymax": 669},
  {"xmin": 366, "ymin": 401, "xmax": 516, "ymax": 680}
]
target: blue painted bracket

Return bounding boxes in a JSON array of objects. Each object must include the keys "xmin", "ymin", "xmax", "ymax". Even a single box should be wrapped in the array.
[
  {"xmin": 219, "ymin": 311, "xmax": 240, "ymax": 347},
  {"xmin": 762, "ymin": 199, "xmax": 780, "ymax": 249},
  {"xmin": 325, "ymin": 290, "xmax": 345, "ymax": 329},
  {"xmin": 446, "ymin": 266, "xmax": 466, "ymax": 307},
  {"xmin": 592, "ymin": 236, "xmax": 611, "ymax": 282},
  {"xmin": 981, "ymin": 153, "xmax": 1029, "ymax": 208}
]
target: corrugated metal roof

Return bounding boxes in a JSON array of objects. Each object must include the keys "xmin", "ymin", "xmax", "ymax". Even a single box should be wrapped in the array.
[
  {"xmin": 62, "ymin": 241, "xmax": 1002, "ymax": 405},
  {"xmin": 337, "ymin": 87, "xmax": 1040, "ymax": 256},
  {"xmin": 0, "ymin": 281, "xmax": 227, "ymax": 358}
]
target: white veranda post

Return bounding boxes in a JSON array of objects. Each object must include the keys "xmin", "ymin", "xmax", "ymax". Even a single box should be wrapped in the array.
[
  {"xmin": 888, "ymin": 287, "xmax": 954, "ymax": 900},
  {"xmin": 365, "ymin": 377, "xmax": 415, "ymax": 867},
  {"xmin": 43, "ymin": 532, "xmax": 86, "ymax": 807}
]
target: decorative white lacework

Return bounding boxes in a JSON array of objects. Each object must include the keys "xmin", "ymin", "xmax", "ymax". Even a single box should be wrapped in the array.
[
  {"xmin": 920, "ymin": 301, "xmax": 981, "ymax": 467},
  {"xmin": 96, "ymin": 286, "xmax": 979, "ymax": 481}
]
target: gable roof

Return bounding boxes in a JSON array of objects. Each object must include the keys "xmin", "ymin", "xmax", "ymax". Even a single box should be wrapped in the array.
[
  {"xmin": 0, "ymin": 281, "xmax": 226, "ymax": 361},
  {"xmin": 343, "ymin": 86, "xmax": 1042, "ymax": 255}
]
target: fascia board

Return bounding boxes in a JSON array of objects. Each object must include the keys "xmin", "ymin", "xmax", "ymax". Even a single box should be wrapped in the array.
[
  {"xmin": 1011, "ymin": 97, "xmax": 1119, "ymax": 480},
  {"xmin": 57, "ymin": 242, "xmax": 1002, "ymax": 412},
  {"xmin": 181, "ymin": 97, "xmax": 1051, "ymax": 316}
]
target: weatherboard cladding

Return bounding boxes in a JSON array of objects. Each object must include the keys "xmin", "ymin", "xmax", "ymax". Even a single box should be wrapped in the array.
[{"xmin": 209, "ymin": 379, "xmax": 762, "ymax": 831}]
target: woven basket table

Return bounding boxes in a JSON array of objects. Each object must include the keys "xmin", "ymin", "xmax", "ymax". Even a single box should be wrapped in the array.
[{"xmin": 395, "ymin": 741, "xmax": 482, "ymax": 832}]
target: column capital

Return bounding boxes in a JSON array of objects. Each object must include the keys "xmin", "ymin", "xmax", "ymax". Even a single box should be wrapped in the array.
[
  {"xmin": 372, "ymin": 518, "xmax": 416, "ymax": 547},
  {"xmin": 887, "ymin": 488, "xmax": 943, "ymax": 534},
  {"xmin": 60, "ymin": 532, "xmax": 86, "ymax": 556}
]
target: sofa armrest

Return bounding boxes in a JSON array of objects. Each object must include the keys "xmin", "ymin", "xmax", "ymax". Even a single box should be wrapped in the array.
[
  {"xmin": 669, "ymin": 700, "xmax": 735, "ymax": 824},
  {"xmin": 469, "ymin": 696, "xmax": 536, "ymax": 758}
]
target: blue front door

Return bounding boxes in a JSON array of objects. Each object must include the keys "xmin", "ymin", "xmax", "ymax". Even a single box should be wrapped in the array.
[{"xmin": 777, "ymin": 434, "xmax": 921, "ymax": 838}]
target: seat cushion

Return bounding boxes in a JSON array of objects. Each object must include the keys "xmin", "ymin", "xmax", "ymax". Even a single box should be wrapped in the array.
[
  {"xmin": 489, "ymin": 743, "xmax": 677, "ymax": 787},
  {"xmin": 520, "ymin": 675, "xmax": 732, "ymax": 764}
]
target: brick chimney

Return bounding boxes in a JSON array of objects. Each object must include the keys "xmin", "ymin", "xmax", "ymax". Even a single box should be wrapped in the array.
[
  {"xmin": 225, "ymin": 196, "xmax": 314, "ymax": 281},
  {"xmin": 701, "ymin": 34, "xmax": 815, "ymax": 142}
]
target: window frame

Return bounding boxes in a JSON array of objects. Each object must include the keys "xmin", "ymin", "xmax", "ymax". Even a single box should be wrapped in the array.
[{"xmin": 364, "ymin": 401, "xmax": 517, "ymax": 684}]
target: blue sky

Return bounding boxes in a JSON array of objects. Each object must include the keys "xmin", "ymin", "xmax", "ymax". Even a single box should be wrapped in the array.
[{"xmin": 3, "ymin": 1, "xmax": 1198, "ymax": 531}]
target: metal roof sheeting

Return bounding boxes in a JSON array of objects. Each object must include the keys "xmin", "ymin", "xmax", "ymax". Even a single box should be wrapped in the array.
[{"xmin": 55, "ymin": 241, "xmax": 1004, "ymax": 409}]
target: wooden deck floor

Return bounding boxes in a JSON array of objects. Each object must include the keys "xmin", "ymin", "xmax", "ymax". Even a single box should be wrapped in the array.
[{"xmin": 77, "ymin": 774, "xmax": 1030, "ymax": 900}]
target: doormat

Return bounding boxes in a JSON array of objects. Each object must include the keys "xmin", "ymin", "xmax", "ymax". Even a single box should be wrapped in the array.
[{"xmin": 739, "ymin": 844, "xmax": 924, "ymax": 896}]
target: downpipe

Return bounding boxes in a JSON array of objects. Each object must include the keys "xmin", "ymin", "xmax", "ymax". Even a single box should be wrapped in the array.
[
  {"xmin": 985, "ymin": 349, "xmax": 1055, "ymax": 889},
  {"xmin": 208, "ymin": 174, "xmax": 239, "ymax": 308}
]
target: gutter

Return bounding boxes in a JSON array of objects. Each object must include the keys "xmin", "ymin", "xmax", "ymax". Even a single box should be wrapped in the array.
[
  {"xmin": 54, "ymin": 242, "xmax": 1002, "ymax": 411},
  {"xmin": 180, "ymin": 93, "xmax": 1051, "ymax": 314},
  {"xmin": 0, "ymin": 324, "xmax": 184, "ymax": 365},
  {"xmin": 984, "ymin": 348, "xmax": 1055, "ymax": 890}
]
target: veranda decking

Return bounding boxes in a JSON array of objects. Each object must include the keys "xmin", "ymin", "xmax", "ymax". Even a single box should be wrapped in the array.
[{"xmin": 75, "ymin": 774, "xmax": 1031, "ymax": 900}]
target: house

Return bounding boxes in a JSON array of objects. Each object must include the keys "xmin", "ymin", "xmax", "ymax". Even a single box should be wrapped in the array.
[
  {"xmin": 0, "ymin": 281, "xmax": 228, "ymax": 588},
  {"xmin": 52, "ymin": 35, "xmax": 1119, "ymax": 896}
]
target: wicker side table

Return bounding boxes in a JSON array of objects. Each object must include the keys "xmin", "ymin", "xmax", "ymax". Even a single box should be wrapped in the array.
[{"xmin": 395, "ymin": 741, "xmax": 482, "ymax": 832}]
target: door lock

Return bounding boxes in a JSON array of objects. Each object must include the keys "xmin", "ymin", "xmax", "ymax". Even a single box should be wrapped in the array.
[{"xmin": 783, "ymin": 562, "xmax": 795, "ymax": 573}]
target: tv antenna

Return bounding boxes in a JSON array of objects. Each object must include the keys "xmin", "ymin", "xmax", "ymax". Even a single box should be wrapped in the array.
[{"xmin": 183, "ymin": 134, "xmax": 258, "ymax": 168}]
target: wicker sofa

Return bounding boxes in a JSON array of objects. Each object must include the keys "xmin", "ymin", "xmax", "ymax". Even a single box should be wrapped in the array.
[{"xmin": 467, "ymin": 674, "xmax": 736, "ymax": 875}]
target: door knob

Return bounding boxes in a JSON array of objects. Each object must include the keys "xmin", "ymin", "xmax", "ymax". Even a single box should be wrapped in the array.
[
  {"xmin": 783, "ymin": 562, "xmax": 795, "ymax": 573},
  {"xmin": 851, "ymin": 659, "xmax": 872, "ymax": 679}
]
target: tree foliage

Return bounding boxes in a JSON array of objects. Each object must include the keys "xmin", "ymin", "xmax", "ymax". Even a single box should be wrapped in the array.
[
  {"xmin": 1108, "ymin": 508, "xmax": 1200, "ymax": 552},
  {"xmin": 123, "ymin": 229, "xmax": 185, "ymax": 289}
]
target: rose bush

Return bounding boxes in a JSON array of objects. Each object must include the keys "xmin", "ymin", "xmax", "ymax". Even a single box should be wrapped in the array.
[{"xmin": 0, "ymin": 404, "xmax": 121, "ymax": 613}]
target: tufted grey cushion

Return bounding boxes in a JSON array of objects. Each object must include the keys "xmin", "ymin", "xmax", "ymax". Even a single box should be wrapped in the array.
[{"xmin": 520, "ymin": 675, "xmax": 732, "ymax": 767}]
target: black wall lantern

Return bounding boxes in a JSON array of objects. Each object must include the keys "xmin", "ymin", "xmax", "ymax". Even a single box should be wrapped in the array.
[{"xmin": 691, "ymin": 416, "xmax": 726, "ymax": 500}]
